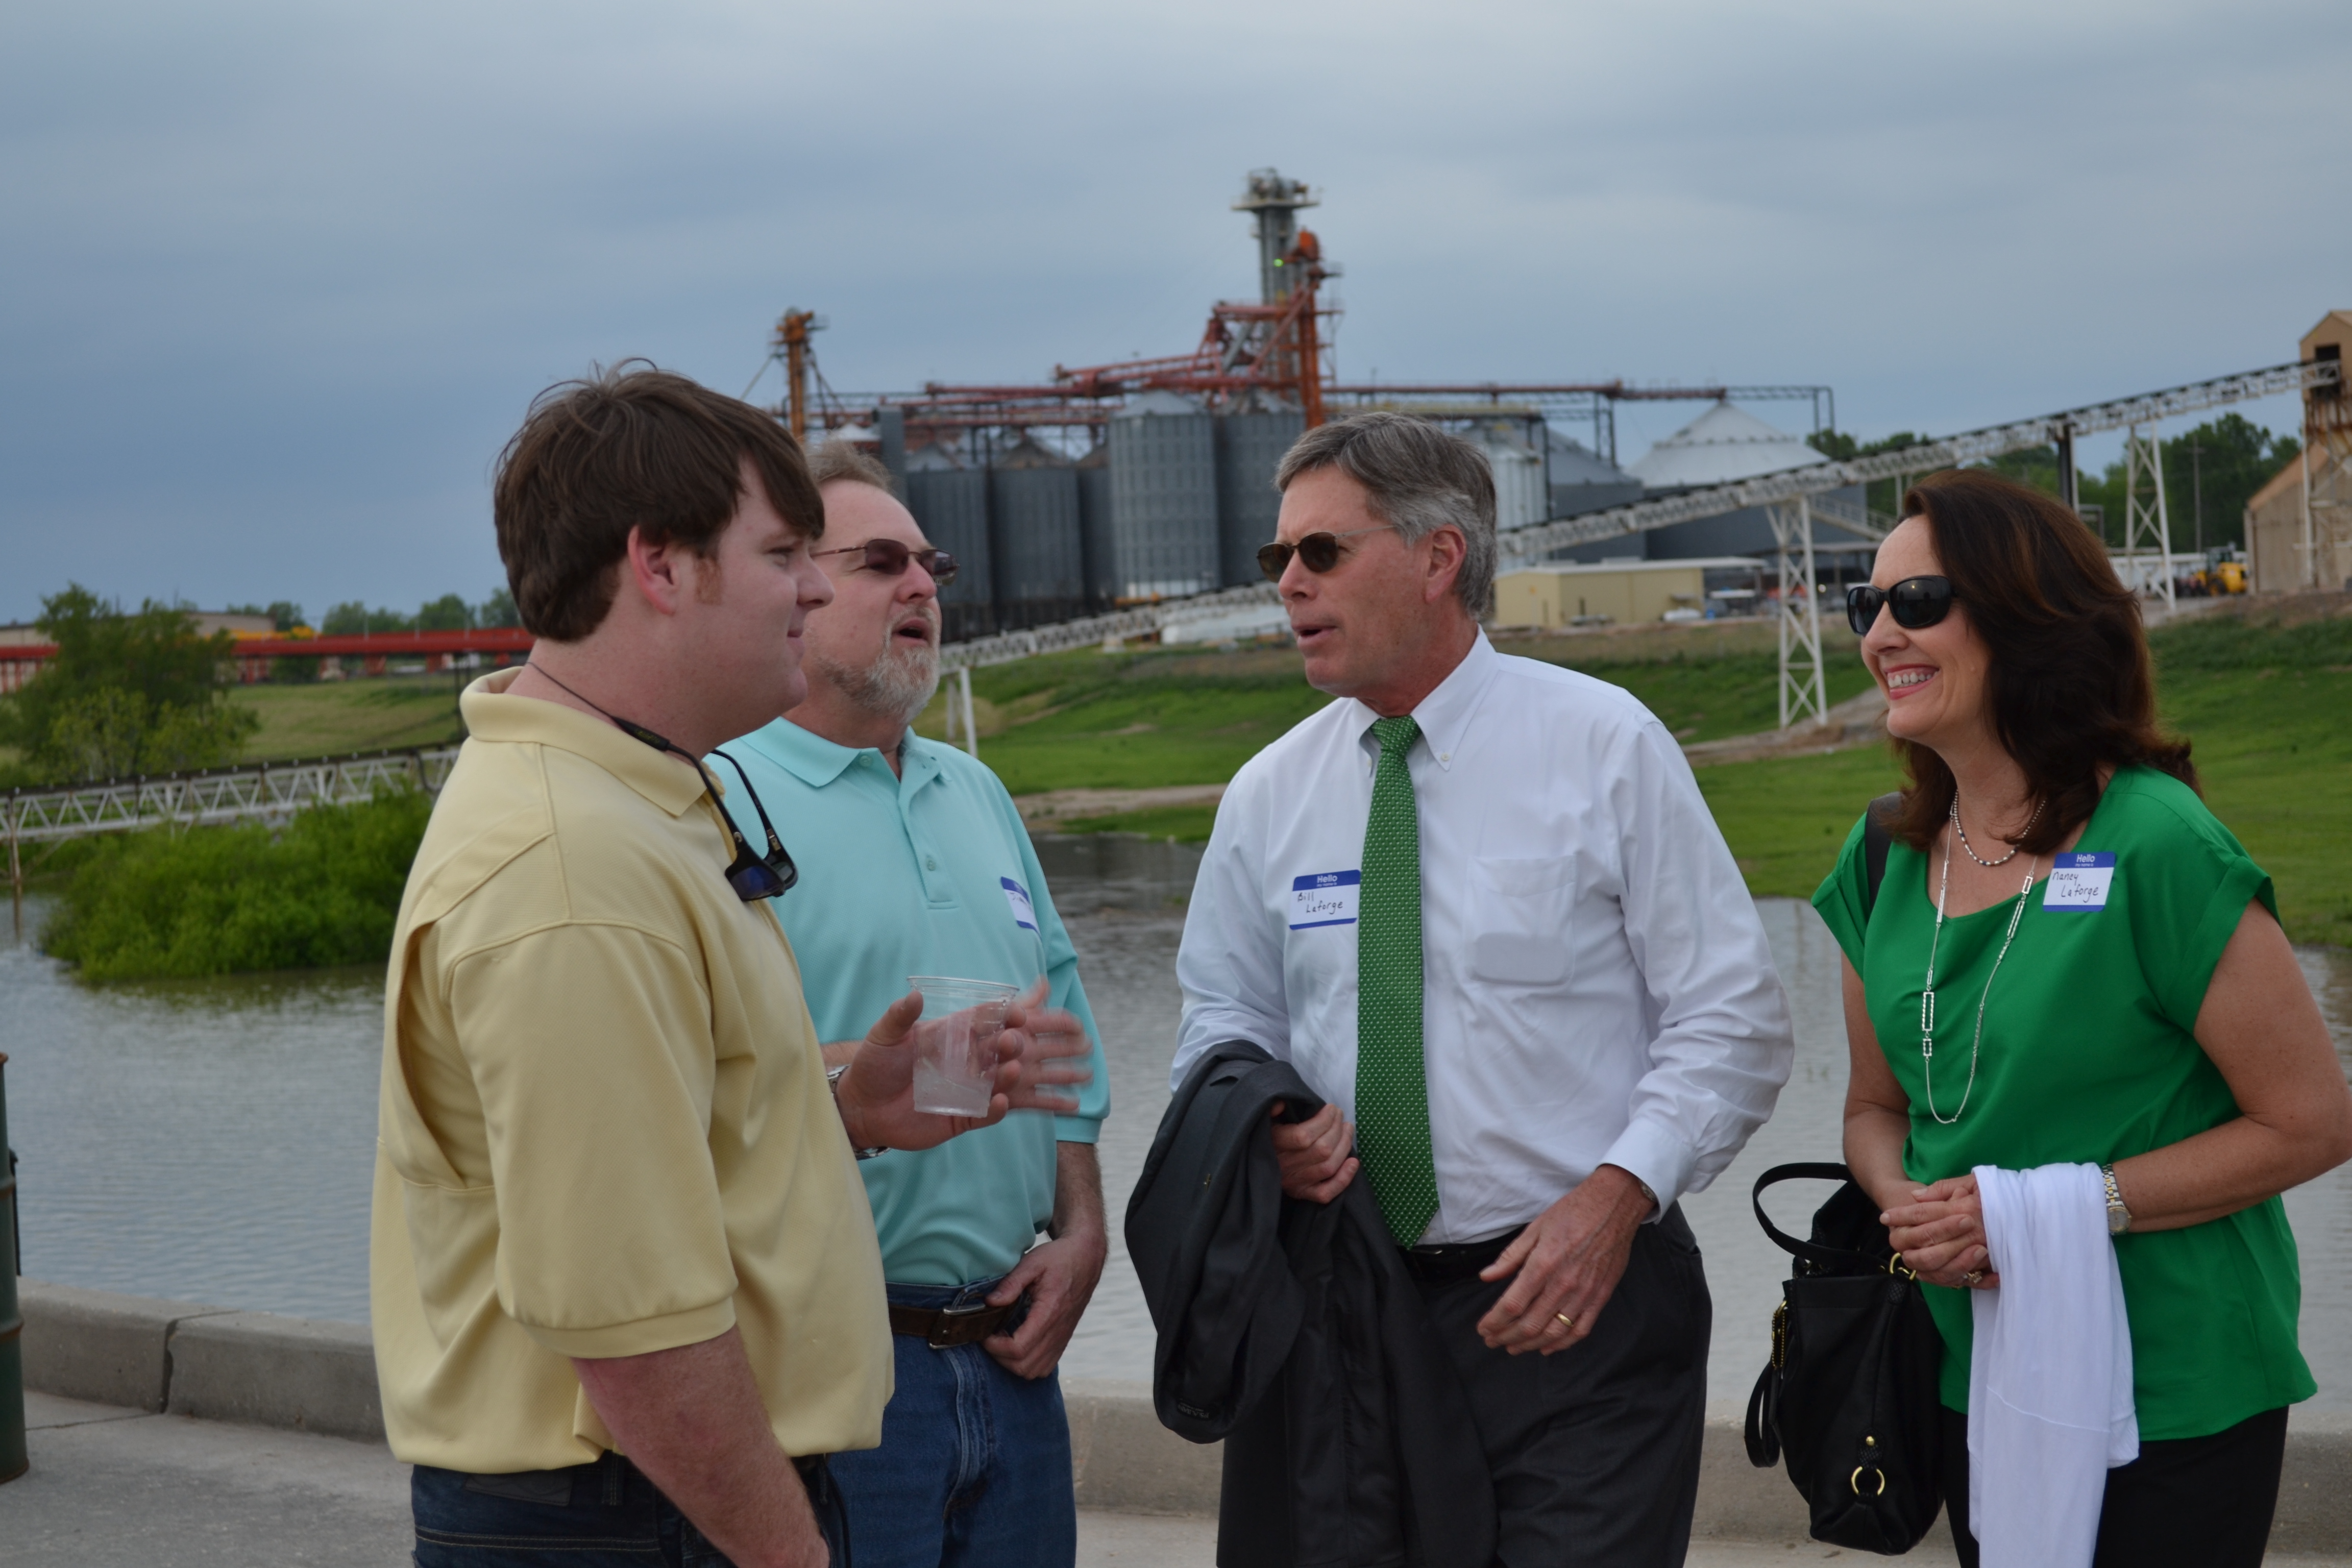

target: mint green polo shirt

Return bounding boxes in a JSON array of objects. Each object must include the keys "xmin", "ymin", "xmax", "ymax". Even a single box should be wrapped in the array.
[{"xmin": 710, "ymin": 720, "xmax": 1110, "ymax": 1287}]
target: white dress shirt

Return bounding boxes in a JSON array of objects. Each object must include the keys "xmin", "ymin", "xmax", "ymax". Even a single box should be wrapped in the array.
[{"xmin": 1173, "ymin": 631, "xmax": 1794, "ymax": 1244}]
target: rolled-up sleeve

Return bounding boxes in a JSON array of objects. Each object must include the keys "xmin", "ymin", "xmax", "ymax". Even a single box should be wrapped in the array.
[
  {"xmin": 1602, "ymin": 719, "xmax": 1795, "ymax": 1209},
  {"xmin": 449, "ymin": 921, "xmax": 741, "ymax": 1360},
  {"xmin": 1173, "ymin": 779, "xmax": 1293, "ymax": 1090}
]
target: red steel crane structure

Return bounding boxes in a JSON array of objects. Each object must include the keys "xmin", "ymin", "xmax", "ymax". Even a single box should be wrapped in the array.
[{"xmin": 786, "ymin": 169, "xmax": 1830, "ymax": 460}]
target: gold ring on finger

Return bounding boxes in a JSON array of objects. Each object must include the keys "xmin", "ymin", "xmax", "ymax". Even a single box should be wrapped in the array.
[
  {"xmin": 1960, "ymin": 1270, "xmax": 1983, "ymax": 1288},
  {"xmin": 1555, "ymin": 1312, "xmax": 1576, "ymax": 1331}
]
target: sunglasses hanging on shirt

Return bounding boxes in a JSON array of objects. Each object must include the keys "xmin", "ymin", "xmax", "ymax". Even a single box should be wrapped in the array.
[
  {"xmin": 525, "ymin": 664, "xmax": 798, "ymax": 902},
  {"xmin": 612, "ymin": 724, "xmax": 799, "ymax": 902},
  {"xmin": 1845, "ymin": 576, "xmax": 1956, "ymax": 638}
]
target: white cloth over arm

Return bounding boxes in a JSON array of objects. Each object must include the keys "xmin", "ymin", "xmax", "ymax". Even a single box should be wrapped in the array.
[{"xmin": 1968, "ymin": 1161, "xmax": 2139, "ymax": 1568}]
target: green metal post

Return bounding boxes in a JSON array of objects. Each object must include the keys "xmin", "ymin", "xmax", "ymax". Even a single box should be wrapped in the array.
[{"xmin": 0, "ymin": 1052, "xmax": 23, "ymax": 1482}]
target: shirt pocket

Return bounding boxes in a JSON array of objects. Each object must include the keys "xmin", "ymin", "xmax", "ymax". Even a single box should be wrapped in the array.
[{"xmin": 1469, "ymin": 855, "xmax": 1576, "ymax": 987}]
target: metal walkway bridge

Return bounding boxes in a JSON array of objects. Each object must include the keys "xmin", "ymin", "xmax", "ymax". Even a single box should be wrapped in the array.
[{"xmin": 4, "ymin": 747, "xmax": 462, "ymax": 919}]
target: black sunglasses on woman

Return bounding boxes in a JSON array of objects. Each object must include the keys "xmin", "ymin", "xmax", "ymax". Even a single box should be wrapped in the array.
[{"xmin": 1847, "ymin": 576, "xmax": 1955, "ymax": 638}]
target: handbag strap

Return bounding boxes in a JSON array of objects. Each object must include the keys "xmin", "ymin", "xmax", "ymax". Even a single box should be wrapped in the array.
[{"xmin": 1750, "ymin": 1162, "xmax": 1889, "ymax": 1273}]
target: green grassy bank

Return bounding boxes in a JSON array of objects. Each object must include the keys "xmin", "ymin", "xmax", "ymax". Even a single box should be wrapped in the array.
[
  {"xmin": 35, "ymin": 601, "xmax": 2347, "ymax": 979},
  {"xmin": 925, "ymin": 606, "xmax": 2348, "ymax": 945}
]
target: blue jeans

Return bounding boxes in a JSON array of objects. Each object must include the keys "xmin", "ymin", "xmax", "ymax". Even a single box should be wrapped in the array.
[
  {"xmin": 829, "ymin": 1279, "xmax": 1076, "ymax": 1568},
  {"xmin": 411, "ymin": 1449, "xmax": 851, "ymax": 1566}
]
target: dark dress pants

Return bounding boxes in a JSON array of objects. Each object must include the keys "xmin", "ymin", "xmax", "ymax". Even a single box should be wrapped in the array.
[
  {"xmin": 1409, "ymin": 1204, "xmax": 1711, "ymax": 1568},
  {"xmin": 1940, "ymin": 1404, "xmax": 2288, "ymax": 1568}
]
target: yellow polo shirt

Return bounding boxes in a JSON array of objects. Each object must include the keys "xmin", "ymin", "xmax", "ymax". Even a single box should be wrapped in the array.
[{"xmin": 369, "ymin": 669, "xmax": 891, "ymax": 1472}]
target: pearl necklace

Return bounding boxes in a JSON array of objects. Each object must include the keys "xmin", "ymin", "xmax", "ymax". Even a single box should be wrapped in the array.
[
  {"xmin": 1951, "ymin": 796, "xmax": 2044, "ymax": 868},
  {"xmin": 1919, "ymin": 819, "xmax": 2039, "ymax": 1125}
]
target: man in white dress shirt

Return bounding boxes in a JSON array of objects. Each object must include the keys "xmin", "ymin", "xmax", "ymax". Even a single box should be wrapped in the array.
[{"xmin": 1172, "ymin": 411, "xmax": 1794, "ymax": 1566}]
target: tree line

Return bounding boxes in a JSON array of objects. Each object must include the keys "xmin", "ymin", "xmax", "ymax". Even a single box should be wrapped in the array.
[
  {"xmin": 2, "ymin": 583, "xmax": 513, "ymax": 787},
  {"xmin": 1809, "ymin": 412, "xmax": 2301, "ymax": 552}
]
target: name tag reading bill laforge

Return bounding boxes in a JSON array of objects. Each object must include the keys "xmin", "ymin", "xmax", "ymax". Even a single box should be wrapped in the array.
[
  {"xmin": 1289, "ymin": 871, "xmax": 1362, "ymax": 929},
  {"xmin": 2042, "ymin": 851, "xmax": 2115, "ymax": 912}
]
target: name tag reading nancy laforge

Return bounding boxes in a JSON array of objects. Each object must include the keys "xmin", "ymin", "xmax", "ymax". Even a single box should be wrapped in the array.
[
  {"xmin": 2042, "ymin": 852, "xmax": 2115, "ymax": 911},
  {"xmin": 1289, "ymin": 871, "xmax": 1361, "ymax": 929}
]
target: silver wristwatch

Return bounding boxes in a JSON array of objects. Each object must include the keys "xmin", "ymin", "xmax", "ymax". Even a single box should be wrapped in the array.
[
  {"xmin": 2100, "ymin": 1163, "xmax": 2131, "ymax": 1235},
  {"xmin": 828, "ymin": 1065, "xmax": 887, "ymax": 1160}
]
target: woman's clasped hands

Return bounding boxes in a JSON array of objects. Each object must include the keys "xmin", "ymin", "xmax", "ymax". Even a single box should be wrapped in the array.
[{"xmin": 1880, "ymin": 1172, "xmax": 1999, "ymax": 1290}]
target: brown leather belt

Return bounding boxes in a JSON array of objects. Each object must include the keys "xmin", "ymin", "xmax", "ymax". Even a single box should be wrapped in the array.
[{"xmin": 888, "ymin": 1301, "xmax": 1016, "ymax": 1349}]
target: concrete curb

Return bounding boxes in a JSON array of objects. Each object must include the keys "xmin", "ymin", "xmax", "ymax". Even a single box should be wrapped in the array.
[
  {"xmin": 165, "ymin": 1310, "xmax": 383, "ymax": 1441},
  {"xmin": 18, "ymin": 1282, "xmax": 2349, "ymax": 1551}
]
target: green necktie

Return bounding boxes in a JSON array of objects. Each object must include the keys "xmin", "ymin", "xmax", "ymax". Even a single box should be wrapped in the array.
[{"xmin": 1357, "ymin": 714, "xmax": 1438, "ymax": 1246}]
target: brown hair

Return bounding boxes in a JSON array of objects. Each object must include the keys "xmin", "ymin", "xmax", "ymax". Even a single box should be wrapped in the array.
[
  {"xmin": 493, "ymin": 363, "xmax": 822, "ymax": 642},
  {"xmin": 1888, "ymin": 469, "xmax": 2195, "ymax": 853},
  {"xmin": 806, "ymin": 439, "xmax": 897, "ymax": 495}
]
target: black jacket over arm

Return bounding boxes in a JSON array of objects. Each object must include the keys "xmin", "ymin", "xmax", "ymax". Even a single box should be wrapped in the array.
[{"xmin": 1124, "ymin": 1041, "xmax": 1497, "ymax": 1568}]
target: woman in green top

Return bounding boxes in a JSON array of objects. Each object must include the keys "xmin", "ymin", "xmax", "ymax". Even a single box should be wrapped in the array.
[{"xmin": 1812, "ymin": 469, "xmax": 2352, "ymax": 1568}]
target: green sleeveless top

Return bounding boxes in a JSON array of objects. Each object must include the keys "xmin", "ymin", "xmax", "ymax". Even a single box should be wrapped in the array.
[{"xmin": 1811, "ymin": 765, "xmax": 2313, "ymax": 1439}]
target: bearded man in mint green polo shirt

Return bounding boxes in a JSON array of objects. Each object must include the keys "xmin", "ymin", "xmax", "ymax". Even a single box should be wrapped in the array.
[{"xmin": 712, "ymin": 442, "xmax": 1110, "ymax": 1568}]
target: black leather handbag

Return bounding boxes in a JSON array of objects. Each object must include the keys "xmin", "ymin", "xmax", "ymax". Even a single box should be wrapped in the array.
[{"xmin": 1744, "ymin": 1162, "xmax": 1946, "ymax": 1555}]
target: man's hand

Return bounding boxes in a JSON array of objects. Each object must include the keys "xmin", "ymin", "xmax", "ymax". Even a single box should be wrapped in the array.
[
  {"xmin": 996, "ymin": 979, "xmax": 1095, "ymax": 1116},
  {"xmin": 1475, "ymin": 1165, "xmax": 1655, "ymax": 1356},
  {"xmin": 832, "ymin": 985, "xmax": 1092, "ymax": 1153},
  {"xmin": 985, "ymin": 1143, "xmax": 1108, "ymax": 1379},
  {"xmin": 1270, "ymin": 1101, "xmax": 1359, "ymax": 1203}
]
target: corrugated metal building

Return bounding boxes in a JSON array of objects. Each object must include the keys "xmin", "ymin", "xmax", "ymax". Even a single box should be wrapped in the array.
[
  {"xmin": 1075, "ymin": 446, "xmax": 1118, "ymax": 610},
  {"xmin": 1215, "ymin": 411, "xmax": 1304, "ymax": 587},
  {"xmin": 903, "ymin": 444, "xmax": 995, "ymax": 641},
  {"xmin": 1107, "ymin": 391, "xmax": 1221, "ymax": 600},
  {"xmin": 988, "ymin": 436, "xmax": 1088, "ymax": 628},
  {"xmin": 1477, "ymin": 419, "xmax": 1550, "ymax": 530}
]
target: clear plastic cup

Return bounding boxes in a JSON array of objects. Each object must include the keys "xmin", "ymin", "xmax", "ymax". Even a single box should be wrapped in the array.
[{"xmin": 908, "ymin": 975, "xmax": 1019, "ymax": 1117}]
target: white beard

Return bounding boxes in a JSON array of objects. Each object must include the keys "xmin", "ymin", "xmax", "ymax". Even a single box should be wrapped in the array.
[{"xmin": 814, "ymin": 635, "xmax": 940, "ymax": 726}]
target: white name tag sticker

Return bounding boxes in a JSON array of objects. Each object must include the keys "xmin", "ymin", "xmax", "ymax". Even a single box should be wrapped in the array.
[
  {"xmin": 2043, "ymin": 852, "xmax": 2115, "ymax": 911},
  {"xmin": 1289, "ymin": 871, "xmax": 1361, "ymax": 929},
  {"xmin": 1000, "ymin": 877, "xmax": 1038, "ymax": 932}
]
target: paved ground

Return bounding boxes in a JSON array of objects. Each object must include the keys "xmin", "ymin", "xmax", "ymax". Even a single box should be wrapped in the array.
[{"xmin": 10, "ymin": 1392, "xmax": 2347, "ymax": 1566}]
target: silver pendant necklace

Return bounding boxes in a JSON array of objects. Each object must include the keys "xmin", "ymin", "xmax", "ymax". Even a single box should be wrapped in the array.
[
  {"xmin": 1952, "ymin": 796, "xmax": 2044, "ymax": 867},
  {"xmin": 1919, "ymin": 812, "xmax": 2039, "ymax": 1125}
]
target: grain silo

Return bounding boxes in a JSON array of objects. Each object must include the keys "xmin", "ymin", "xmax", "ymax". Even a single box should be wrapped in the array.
[
  {"xmin": 1215, "ymin": 410, "xmax": 1304, "ymax": 587},
  {"xmin": 988, "ymin": 436, "xmax": 1087, "ymax": 628},
  {"xmin": 1107, "ymin": 391, "xmax": 1219, "ymax": 600},
  {"xmin": 903, "ymin": 444, "xmax": 994, "ymax": 641},
  {"xmin": 1478, "ymin": 419, "xmax": 1550, "ymax": 531},
  {"xmin": 1075, "ymin": 445, "xmax": 1117, "ymax": 611}
]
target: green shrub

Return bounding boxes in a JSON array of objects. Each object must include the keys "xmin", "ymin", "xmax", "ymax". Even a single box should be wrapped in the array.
[{"xmin": 42, "ymin": 789, "xmax": 433, "ymax": 979}]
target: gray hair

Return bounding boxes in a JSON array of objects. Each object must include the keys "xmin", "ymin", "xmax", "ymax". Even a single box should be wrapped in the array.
[
  {"xmin": 807, "ymin": 439, "xmax": 898, "ymax": 495},
  {"xmin": 1273, "ymin": 412, "xmax": 1498, "ymax": 616}
]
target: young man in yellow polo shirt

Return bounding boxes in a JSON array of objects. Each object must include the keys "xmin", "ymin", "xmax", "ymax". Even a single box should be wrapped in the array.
[{"xmin": 371, "ymin": 366, "xmax": 1088, "ymax": 1568}]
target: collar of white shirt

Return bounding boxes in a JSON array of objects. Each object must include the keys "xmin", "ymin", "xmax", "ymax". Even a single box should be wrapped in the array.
[{"xmin": 1339, "ymin": 629, "xmax": 1501, "ymax": 773}]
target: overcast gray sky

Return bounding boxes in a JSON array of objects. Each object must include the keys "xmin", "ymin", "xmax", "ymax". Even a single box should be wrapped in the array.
[{"xmin": 3, "ymin": 0, "xmax": 2343, "ymax": 623}]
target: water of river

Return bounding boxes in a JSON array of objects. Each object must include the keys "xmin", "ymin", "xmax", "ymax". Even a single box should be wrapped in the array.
[{"xmin": 6, "ymin": 843, "xmax": 2352, "ymax": 1410}]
